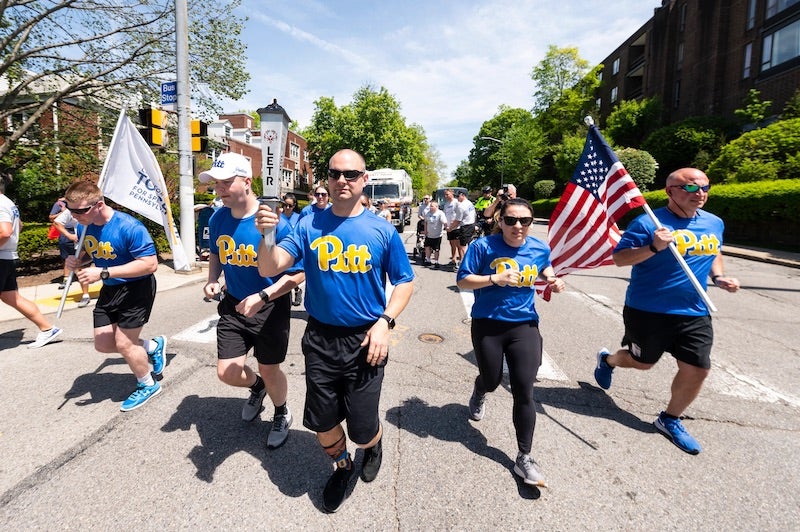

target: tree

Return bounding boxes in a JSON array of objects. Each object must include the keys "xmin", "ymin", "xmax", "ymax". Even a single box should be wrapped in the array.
[
  {"xmin": 531, "ymin": 46, "xmax": 590, "ymax": 113},
  {"xmin": 605, "ymin": 97, "xmax": 663, "ymax": 148},
  {"xmin": 464, "ymin": 106, "xmax": 533, "ymax": 191},
  {"xmin": 783, "ymin": 88, "xmax": 800, "ymax": 119},
  {"xmin": 0, "ymin": 0, "xmax": 249, "ymax": 160},
  {"xmin": 302, "ymin": 85, "xmax": 437, "ymax": 190},
  {"xmin": 734, "ymin": 89, "xmax": 773, "ymax": 130}
]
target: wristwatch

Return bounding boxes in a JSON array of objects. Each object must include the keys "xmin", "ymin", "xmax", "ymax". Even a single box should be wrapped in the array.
[
  {"xmin": 379, "ymin": 314, "xmax": 396, "ymax": 329},
  {"xmin": 258, "ymin": 289, "xmax": 270, "ymax": 302},
  {"xmin": 100, "ymin": 267, "xmax": 110, "ymax": 280}
]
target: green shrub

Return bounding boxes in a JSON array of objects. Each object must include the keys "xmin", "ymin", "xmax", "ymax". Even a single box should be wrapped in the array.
[
  {"xmin": 734, "ymin": 158, "xmax": 781, "ymax": 182},
  {"xmin": 642, "ymin": 116, "xmax": 733, "ymax": 179},
  {"xmin": 533, "ymin": 180, "xmax": 556, "ymax": 199},
  {"xmin": 706, "ymin": 118, "xmax": 800, "ymax": 183},
  {"xmin": 18, "ymin": 223, "xmax": 57, "ymax": 261},
  {"xmin": 616, "ymin": 148, "xmax": 657, "ymax": 191}
]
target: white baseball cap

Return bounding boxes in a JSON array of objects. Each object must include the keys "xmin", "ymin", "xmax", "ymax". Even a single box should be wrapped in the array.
[{"xmin": 198, "ymin": 153, "xmax": 253, "ymax": 183}]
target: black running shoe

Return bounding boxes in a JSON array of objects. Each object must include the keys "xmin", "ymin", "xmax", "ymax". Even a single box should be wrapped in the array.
[
  {"xmin": 322, "ymin": 457, "xmax": 354, "ymax": 513},
  {"xmin": 360, "ymin": 438, "xmax": 382, "ymax": 482}
]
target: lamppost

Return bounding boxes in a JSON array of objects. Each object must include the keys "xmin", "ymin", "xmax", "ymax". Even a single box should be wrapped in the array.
[{"xmin": 480, "ymin": 136, "xmax": 505, "ymax": 189}]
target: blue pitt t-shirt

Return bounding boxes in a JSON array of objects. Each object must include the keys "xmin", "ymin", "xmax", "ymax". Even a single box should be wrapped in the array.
[
  {"xmin": 458, "ymin": 234, "xmax": 552, "ymax": 323},
  {"xmin": 298, "ymin": 203, "xmax": 331, "ymax": 221},
  {"xmin": 209, "ymin": 207, "xmax": 296, "ymax": 301},
  {"xmin": 278, "ymin": 208, "xmax": 414, "ymax": 327},
  {"xmin": 82, "ymin": 211, "xmax": 156, "ymax": 286},
  {"xmin": 616, "ymin": 207, "xmax": 724, "ymax": 316}
]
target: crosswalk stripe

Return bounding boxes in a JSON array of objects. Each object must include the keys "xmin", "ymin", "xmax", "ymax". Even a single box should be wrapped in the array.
[
  {"xmin": 457, "ymin": 288, "xmax": 568, "ymax": 382},
  {"xmin": 173, "ymin": 314, "xmax": 219, "ymax": 344}
]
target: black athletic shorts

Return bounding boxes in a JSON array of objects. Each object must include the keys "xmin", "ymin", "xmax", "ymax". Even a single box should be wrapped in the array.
[
  {"xmin": 93, "ymin": 275, "xmax": 156, "ymax": 330},
  {"xmin": 621, "ymin": 305, "xmax": 713, "ymax": 369},
  {"xmin": 446, "ymin": 229, "xmax": 460, "ymax": 241},
  {"xmin": 58, "ymin": 235, "xmax": 76, "ymax": 260},
  {"xmin": 216, "ymin": 291, "xmax": 290, "ymax": 365},
  {"xmin": 458, "ymin": 224, "xmax": 475, "ymax": 246},
  {"xmin": 301, "ymin": 316, "xmax": 385, "ymax": 444},
  {"xmin": 0, "ymin": 259, "xmax": 19, "ymax": 292},
  {"xmin": 424, "ymin": 236, "xmax": 442, "ymax": 251}
]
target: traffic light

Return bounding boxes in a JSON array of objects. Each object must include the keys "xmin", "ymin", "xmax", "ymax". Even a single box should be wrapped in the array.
[
  {"xmin": 191, "ymin": 119, "xmax": 208, "ymax": 153},
  {"xmin": 139, "ymin": 107, "xmax": 168, "ymax": 147}
]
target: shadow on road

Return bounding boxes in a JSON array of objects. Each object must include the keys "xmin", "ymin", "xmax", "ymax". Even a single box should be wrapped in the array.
[
  {"xmin": 385, "ymin": 396, "xmax": 541, "ymax": 500},
  {"xmin": 161, "ymin": 394, "xmax": 338, "ymax": 509},
  {"xmin": 0, "ymin": 328, "xmax": 24, "ymax": 349}
]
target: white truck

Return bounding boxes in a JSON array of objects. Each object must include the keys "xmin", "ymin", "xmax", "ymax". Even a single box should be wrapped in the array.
[{"xmin": 364, "ymin": 168, "xmax": 413, "ymax": 232}]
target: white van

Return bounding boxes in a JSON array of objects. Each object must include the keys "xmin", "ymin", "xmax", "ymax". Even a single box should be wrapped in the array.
[{"xmin": 364, "ymin": 168, "xmax": 413, "ymax": 232}]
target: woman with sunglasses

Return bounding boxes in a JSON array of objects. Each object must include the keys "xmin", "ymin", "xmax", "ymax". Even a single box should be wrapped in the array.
[
  {"xmin": 456, "ymin": 197, "xmax": 565, "ymax": 488},
  {"xmin": 280, "ymin": 193, "xmax": 300, "ymax": 227},
  {"xmin": 298, "ymin": 185, "xmax": 331, "ymax": 221}
]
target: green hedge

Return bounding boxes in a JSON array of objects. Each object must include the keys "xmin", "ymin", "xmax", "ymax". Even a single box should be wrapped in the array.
[
  {"xmin": 18, "ymin": 223, "xmax": 58, "ymax": 261},
  {"xmin": 531, "ymin": 179, "xmax": 800, "ymax": 251}
]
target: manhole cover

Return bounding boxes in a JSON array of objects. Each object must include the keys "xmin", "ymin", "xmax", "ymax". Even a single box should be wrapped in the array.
[{"xmin": 418, "ymin": 333, "xmax": 443, "ymax": 344}]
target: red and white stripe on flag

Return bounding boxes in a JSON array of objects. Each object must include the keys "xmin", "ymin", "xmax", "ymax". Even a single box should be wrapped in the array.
[{"xmin": 536, "ymin": 126, "xmax": 645, "ymax": 300}]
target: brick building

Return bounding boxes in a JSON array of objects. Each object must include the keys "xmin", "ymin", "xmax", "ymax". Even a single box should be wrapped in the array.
[
  {"xmin": 206, "ymin": 113, "xmax": 314, "ymax": 196},
  {"xmin": 596, "ymin": 0, "xmax": 800, "ymax": 126}
]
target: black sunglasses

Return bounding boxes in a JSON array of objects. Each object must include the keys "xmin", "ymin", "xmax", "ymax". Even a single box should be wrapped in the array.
[
  {"xmin": 670, "ymin": 183, "xmax": 711, "ymax": 193},
  {"xmin": 327, "ymin": 169, "xmax": 364, "ymax": 181},
  {"xmin": 282, "ymin": 202, "xmax": 295, "ymax": 208},
  {"xmin": 67, "ymin": 202, "xmax": 98, "ymax": 215},
  {"xmin": 314, "ymin": 192, "xmax": 328, "ymax": 197},
  {"xmin": 502, "ymin": 216, "xmax": 533, "ymax": 227}
]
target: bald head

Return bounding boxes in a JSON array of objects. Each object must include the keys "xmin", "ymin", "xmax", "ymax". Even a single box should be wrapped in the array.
[{"xmin": 666, "ymin": 168, "xmax": 708, "ymax": 188}]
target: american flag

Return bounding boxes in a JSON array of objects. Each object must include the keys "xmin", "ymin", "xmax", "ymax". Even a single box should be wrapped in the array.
[{"xmin": 537, "ymin": 125, "xmax": 645, "ymax": 299}]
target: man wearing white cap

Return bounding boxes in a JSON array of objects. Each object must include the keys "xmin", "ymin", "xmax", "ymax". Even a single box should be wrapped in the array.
[{"xmin": 199, "ymin": 152, "xmax": 304, "ymax": 449}]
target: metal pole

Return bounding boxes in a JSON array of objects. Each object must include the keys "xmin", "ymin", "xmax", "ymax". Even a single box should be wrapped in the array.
[{"xmin": 175, "ymin": 0, "xmax": 195, "ymax": 268}]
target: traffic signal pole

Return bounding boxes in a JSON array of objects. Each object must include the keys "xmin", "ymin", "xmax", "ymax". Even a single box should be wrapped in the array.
[{"xmin": 175, "ymin": 0, "xmax": 195, "ymax": 270}]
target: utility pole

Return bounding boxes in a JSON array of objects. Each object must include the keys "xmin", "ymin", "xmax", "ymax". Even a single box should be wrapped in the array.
[{"xmin": 175, "ymin": 0, "xmax": 195, "ymax": 270}]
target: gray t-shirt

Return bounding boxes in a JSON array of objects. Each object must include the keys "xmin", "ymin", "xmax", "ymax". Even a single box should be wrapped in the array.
[
  {"xmin": 425, "ymin": 209, "xmax": 448, "ymax": 238},
  {"xmin": 0, "ymin": 194, "xmax": 20, "ymax": 260}
]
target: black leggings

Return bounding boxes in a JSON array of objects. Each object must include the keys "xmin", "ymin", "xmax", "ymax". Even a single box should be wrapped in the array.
[{"xmin": 471, "ymin": 318, "xmax": 543, "ymax": 454}]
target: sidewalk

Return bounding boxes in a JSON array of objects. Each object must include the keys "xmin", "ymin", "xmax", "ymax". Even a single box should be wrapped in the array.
[{"xmin": 0, "ymin": 263, "xmax": 207, "ymax": 323}]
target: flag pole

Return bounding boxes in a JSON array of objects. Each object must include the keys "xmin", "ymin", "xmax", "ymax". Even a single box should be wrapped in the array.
[{"xmin": 56, "ymin": 109, "xmax": 127, "ymax": 319}]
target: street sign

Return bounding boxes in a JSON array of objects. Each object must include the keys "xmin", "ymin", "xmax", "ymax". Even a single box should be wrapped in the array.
[{"xmin": 161, "ymin": 81, "xmax": 177, "ymax": 111}]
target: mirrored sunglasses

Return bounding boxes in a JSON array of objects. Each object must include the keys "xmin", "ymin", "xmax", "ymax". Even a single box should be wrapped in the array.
[{"xmin": 672, "ymin": 183, "xmax": 711, "ymax": 193}]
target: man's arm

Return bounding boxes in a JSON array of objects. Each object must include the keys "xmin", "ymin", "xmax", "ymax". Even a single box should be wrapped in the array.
[
  {"xmin": 0, "ymin": 220, "xmax": 11, "ymax": 247},
  {"xmin": 75, "ymin": 254, "xmax": 158, "ymax": 285},
  {"xmin": 362, "ymin": 280, "xmax": 414, "ymax": 366},
  {"xmin": 613, "ymin": 227, "xmax": 673, "ymax": 267}
]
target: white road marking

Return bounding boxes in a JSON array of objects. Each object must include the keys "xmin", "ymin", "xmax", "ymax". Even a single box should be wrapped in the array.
[
  {"xmin": 173, "ymin": 313, "xmax": 219, "ymax": 344},
  {"xmin": 458, "ymin": 288, "xmax": 568, "ymax": 382}
]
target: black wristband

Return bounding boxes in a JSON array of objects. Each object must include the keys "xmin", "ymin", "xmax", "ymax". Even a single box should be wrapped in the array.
[
  {"xmin": 489, "ymin": 274, "xmax": 498, "ymax": 286},
  {"xmin": 648, "ymin": 243, "xmax": 659, "ymax": 253},
  {"xmin": 259, "ymin": 289, "xmax": 270, "ymax": 302},
  {"xmin": 711, "ymin": 275, "xmax": 722, "ymax": 283}
]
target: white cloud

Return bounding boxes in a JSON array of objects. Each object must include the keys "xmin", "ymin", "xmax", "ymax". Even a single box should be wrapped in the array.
[{"xmin": 223, "ymin": 1, "xmax": 658, "ymax": 179}]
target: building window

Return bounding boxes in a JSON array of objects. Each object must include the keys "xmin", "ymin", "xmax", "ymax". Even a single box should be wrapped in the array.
[
  {"xmin": 679, "ymin": 3, "xmax": 687, "ymax": 32},
  {"xmin": 224, "ymin": 125, "xmax": 232, "ymax": 138},
  {"xmin": 244, "ymin": 132, "xmax": 251, "ymax": 144},
  {"xmin": 598, "ymin": 70, "xmax": 603, "ymax": 83},
  {"xmin": 743, "ymin": 42, "xmax": 753, "ymax": 78},
  {"xmin": 596, "ymin": 97, "xmax": 602, "ymax": 109},
  {"xmin": 677, "ymin": 42, "xmax": 684, "ymax": 70},
  {"xmin": 673, "ymin": 80, "xmax": 681, "ymax": 109},
  {"xmin": 610, "ymin": 86, "xmax": 618, "ymax": 103},
  {"xmin": 612, "ymin": 58, "xmax": 620, "ymax": 75},
  {"xmin": 761, "ymin": 19, "xmax": 800, "ymax": 70},
  {"xmin": 766, "ymin": 0, "xmax": 799, "ymax": 18},
  {"xmin": 282, "ymin": 168, "xmax": 292, "ymax": 183},
  {"xmin": 290, "ymin": 142, "xmax": 300, "ymax": 159},
  {"xmin": 747, "ymin": 0, "xmax": 757, "ymax": 29}
]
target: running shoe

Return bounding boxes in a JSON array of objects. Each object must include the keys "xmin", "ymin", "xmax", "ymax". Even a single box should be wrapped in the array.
[
  {"xmin": 360, "ymin": 437, "xmax": 383, "ymax": 482},
  {"xmin": 292, "ymin": 287, "xmax": 303, "ymax": 307},
  {"xmin": 120, "ymin": 381, "xmax": 162, "ymax": 412},
  {"xmin": 654, "ymin": 412, "xmax": 702, "ymax": 455},
  {"xmin": 322, "ymin": 455, "xmax": 354, "ymax": 513},
  {"xmin": 468, "ymin": 388, "xmax": 486, "ymax": 421},
  {"xmin": 77, "ymin": 295, "xmax": 91, "ymax": 308},
  {"xmin": 28, "ymin": 327, "xmax": 63, "ymax": 349},
  {"xmin": 242, "ymin": 388, "xmax": 266, "ymax": 422},
  {"xmin": 148, "ymin": 335, "xmax": 167, "ymax": 376},
  {"xmin": 266, "ymin": 408, "xmax": 293, "ymax": 449},
  {"xmin": 594, "ymin": 347, "xmax": 613, "ymax": 390},
  {"xmin": 514, "ymin": 452, "xmax": 547, "ymax": 487}
]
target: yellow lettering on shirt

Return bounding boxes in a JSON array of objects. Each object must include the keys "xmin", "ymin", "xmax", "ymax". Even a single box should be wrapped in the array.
[
  {"xmin": 217, "ymin": 235, "xmax": 258, "ymax": 267},
  {"xmin": 84, "ymin": 235, "xmax": 117, "ymax": 260},
  {"xmin": 673, "ymin": 229, "xmax": 719, "ymax": 257},
  {"xmin": 490, "ymin": 257, "xmax": 539, "ymax": 288},
  {"xmin": 311, "ymin": 235, "xmax": 372, "ymax": 273}
]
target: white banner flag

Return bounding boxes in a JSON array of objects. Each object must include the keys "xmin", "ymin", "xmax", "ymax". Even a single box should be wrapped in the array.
[{"xmin": 102, "ymin": 112, "xmax": 190, "ymax": 271}]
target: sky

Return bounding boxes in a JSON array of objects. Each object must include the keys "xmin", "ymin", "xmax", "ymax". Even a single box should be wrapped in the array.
[{"xmin": 222, "ymin": 0, "xmax": 660, "ymax": 180}]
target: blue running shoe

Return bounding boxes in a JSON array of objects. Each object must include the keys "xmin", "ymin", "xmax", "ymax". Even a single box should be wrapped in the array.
[
  {"xmin": 148, "ymin": 336, "xmax": 167, "ymax": 376},
  {"xmin": 594, "ymin": 348, "xmax": 613, "ymax": 390},
  {"xmin": 120, "ymin": 381, "xmax": 162, "ymax": 412},
  {"xmin": 654, "ymin": 412, "xmax": 702, "ymax": 455}
]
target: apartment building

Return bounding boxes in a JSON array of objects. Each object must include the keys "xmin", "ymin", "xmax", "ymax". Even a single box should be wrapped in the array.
[{"xmin": 596, "ymin": 0, "xmax": 800, "ymax": 125}]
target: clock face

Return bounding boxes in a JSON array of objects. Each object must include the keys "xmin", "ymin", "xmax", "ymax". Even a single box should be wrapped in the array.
[{"xmin": 264, "ymin": 129, "xmax": 278, "ymax": 142}]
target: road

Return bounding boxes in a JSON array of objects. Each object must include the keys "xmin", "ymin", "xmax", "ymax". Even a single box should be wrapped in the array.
[{"xmin": 1, "ymin": 222, "xmax": 799, "ymax": 530}]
